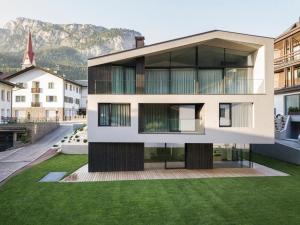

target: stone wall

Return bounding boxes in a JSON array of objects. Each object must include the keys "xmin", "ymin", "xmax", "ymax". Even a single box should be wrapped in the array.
[{"xmin": 25, "ymin": 122, "xmax": 59, "ymax": 143}]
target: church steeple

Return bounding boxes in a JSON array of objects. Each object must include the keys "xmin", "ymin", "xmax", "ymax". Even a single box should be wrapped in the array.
[{"xmin": 22, "ymin": 30, "xmax": 36, "ymax": 69}]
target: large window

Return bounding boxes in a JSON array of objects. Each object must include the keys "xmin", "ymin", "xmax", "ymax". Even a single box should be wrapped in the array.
[
  {"xmin": 93, "ymin": 44, "xmax": 256, "ymax": 95},
  {"xmin": 219, "ymin": 103, "xmax": 253, "ymax": 127},
  {"xmin": 139, "ymin": 104, "xmax": 204, "ymax": 133},
  {"xmin": 285, "ymin": 94, "xmax": 300, "ymax": 114},
  {"xmin": 111, "ymin": 67, "xmax": 135, "ymax": 94},
  {"xmin": 98, "ymin": 103, "xmax": 130, "ymax": 127}
]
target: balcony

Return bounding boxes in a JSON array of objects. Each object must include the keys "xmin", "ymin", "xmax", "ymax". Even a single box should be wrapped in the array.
[
  {"xmin": 274, "ymin": 50, "xmax": 300, "ymax": 70},
  {"xmin": 139, "ymin": 104, "xmax": 205, "ymax": 134},
  {"xmin": 31, "ymin": 87, "xmax": 42, "ymax": 93},
  {"xmin": 31, "ymin": 102, "xmax": 41, "ymax": 107},
  {"xmin": 95, "ymin": 78, "xmax": 265, "ymax": 95},
  {"xmin": 139, "ymin": 119, "xmax": 204, "ymax": 134}
]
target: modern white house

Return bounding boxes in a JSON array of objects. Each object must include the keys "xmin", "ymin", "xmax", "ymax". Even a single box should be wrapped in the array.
[
  {"xmin": 0, "ymin": 79, "xmax": 15, "ymax": 123},
  {"xmin": 87, "ymin": 30, "xmax": 274, "ymax": 172},
  {"xmin": 3, "ymin": 66, "xmax": 84, "ymax": 121}
]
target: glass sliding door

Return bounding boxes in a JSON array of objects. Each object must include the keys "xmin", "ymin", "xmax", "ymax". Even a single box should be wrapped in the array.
[
  {"xmin": 143, "ymin": 104, "xmax": 169, "ymax": 132},
  {"xmin": 112, "ymin": 66, "xmax": 136, "ymax": 94},
  {"xmin": 112, "ymin": 67, "xmax": 124, "ymax": 94},
  {"xmin": 198, "ymin": 69, "xmax": 223, "ymax": 94},
  {"xmin": 145, "ymin": 69, "xmax": 169, "ymax": 94},
  {"xmin": 225, "ymin": 68, "xmax": 251, "ymax": 94},
  {"xmin": 170, "ymin": 69, "xmax": 196, "ymax": 94},
  {"xmin": 124, "ymin": 68, "xmax": 135, "ymax": 94}
]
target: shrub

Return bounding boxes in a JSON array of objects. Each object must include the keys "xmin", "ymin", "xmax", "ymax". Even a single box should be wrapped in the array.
[
  {"xmin": 61, "ymin": 140, "xmax": 65, "ymax": 143},
  {"xmin": 64, "ymin": 136, "xmax": 68, "ymax": 139},
  {"xmin": 75, "ymin": 135, "xmax": 79, "ymax": 138},
  {"xmin": 83, "ymin": 139, "xmax": 87, "ymax": 143},
  {"xmin": 288, "ymin": 107, "xmax": 300, "ymax": 114},
  {"xmin": 53, "ymin": 144, "xmax": 58, "ymax": 147},
  {"xmin": 77, "ymin": 139, "xmax": 80, "ymax": 142}
]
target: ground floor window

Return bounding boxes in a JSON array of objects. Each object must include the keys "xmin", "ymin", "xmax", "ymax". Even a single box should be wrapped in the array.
[
  {"xmin": 285, "ymin": 94, "xmax": 300, "ymax": 114},
  {"xmin": 144, "ymin": 143, "xmax": 185, "ymax": 169},
  {"xmin": 213, "ymin": 144, "xmax": 251, "ymax": 168},
  {"xmin": 98, "ymin": 103, "xmax": 130, "ymax": 127}
]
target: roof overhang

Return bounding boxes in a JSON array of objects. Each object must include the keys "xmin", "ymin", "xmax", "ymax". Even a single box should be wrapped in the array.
[
  {"xmin": 88, "ymin": 30, "xmax": 273, "ymax": 67},
  {"xmin": 4, "ymin": 66, "xmax": 84, "ymax": 87}
]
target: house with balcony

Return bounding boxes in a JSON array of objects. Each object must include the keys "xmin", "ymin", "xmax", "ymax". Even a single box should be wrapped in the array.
[
  {"xmin": 1, "ymin": 31, "xmax": 84, "ymax": 121},
  {"xmin": 274, "ymin": 19, "xmax": 300, "ymax": 116},
  {"xmin": 3, "ymin": 66, "xmax": 83, "ymax": 121},
  {"xmin": 87, "ymin": 30, "xmax": 274, "ymax": 172}
]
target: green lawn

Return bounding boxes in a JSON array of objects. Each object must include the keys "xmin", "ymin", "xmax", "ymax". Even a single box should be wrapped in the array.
[{"xmin": 0, "ymin": 154, "xmax": 300, "ymax": 225}]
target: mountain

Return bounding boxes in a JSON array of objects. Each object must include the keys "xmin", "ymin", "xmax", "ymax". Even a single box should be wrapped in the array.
[{"xmin": 0, "ymin": 17, "xmax": 141, "ymax": 80}]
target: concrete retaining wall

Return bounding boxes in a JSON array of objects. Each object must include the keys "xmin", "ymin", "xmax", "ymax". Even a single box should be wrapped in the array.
[
  {"xmin": 251, "ymin": 143, "xmax": 300, "ymax": 165},
  {"xmin": 61, "ymin": 144, "xmax": 88, "ymax": 154}
]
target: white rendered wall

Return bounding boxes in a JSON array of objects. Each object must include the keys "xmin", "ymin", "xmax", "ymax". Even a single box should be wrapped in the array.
[
  {"xmin": 8, "ymin": 69, "xmax": 64, "ymax": 109},
  {"xmin": 88, "ymin": 34, "xmax": 274, "ymax": 145},
  {"xmin": 64, "ymin": 82, "xmax": 81, "ymax": 116},
  {"xmin": 0, "ymin": 83, "xmax": 13, "ymax": 122}
]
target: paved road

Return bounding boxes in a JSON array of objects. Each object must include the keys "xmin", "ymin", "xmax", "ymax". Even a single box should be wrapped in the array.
[{"xmin": 0, "ymin": 124, "xmax": 73, "ymax": 183}]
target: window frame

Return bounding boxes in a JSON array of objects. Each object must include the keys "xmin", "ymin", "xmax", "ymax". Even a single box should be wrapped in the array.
[
  {"xmin": 219, "ymin": 103, "xmax": 232, "ymax": 127},
  {"xmin": 98, "ymin": 103, "xmax": 131, "ymax": 127},
  {"xmin": 48, "ymin": 82, "xmax": 54, "ymax": 89}
]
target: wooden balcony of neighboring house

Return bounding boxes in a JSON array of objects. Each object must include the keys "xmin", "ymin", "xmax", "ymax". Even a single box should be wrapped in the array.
[
  {"xmin": 274, "ymin": 50, "xmax": 300, "ymax": 71},
  {"xmin": 31, "ymin": 102, "xmax": 41, "ymax": 107},
  {"xmin": 31, "ymin": 87, "xmax": 42, "ymax": 93}
]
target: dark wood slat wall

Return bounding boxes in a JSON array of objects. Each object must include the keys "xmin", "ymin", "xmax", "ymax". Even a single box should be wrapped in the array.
[
  {"xmin": 88, "ymin": 142, "xmax": 144, "ymax": 172},
  {"xmin": 88, "ymin": 64, "xmax": 112, "ymax": 94},
  {"xmin": 185, "ymin": 143, "xmax": 213, "ymax": 169},
  {"xmin": 136, "ymin": 57, "xmax": 145, "ymax": 94}
]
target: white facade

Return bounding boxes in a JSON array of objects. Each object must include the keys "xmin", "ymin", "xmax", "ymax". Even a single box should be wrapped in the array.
[
  {"xmin": 64, "ymin": 81, "xmax": 82, "ymax": 118},
  {"xmin": 88, "ymin": 31, "xmax": 274, "ymax": 145},
  {"xmin": 6, "ymin": 67, "xmax": 82, "ymax": 120},
  {"xmin": 0, "ymin": 81, "xmax": 13, "ymax": 123}
]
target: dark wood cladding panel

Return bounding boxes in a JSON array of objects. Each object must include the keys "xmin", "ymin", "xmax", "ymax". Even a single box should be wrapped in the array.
[
  {"xmin": 88, "ymin": 64, "xmax": 112, "ymax": 94},
  {"xmin": 88, "ymin": 142, "xmax": 144, "ymax": 172},
  {"xmin": 185, "ymin": 143, "xmax": 213, "ymax": 169},
  {"xmin": 136, "ymin": 57, "xmax": 145, "ymax": 94}
]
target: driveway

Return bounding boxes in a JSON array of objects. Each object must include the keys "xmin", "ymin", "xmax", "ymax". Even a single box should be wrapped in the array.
[{"xmin": 0, "ymin": 124, "xmax": 73, "ymax": 183}]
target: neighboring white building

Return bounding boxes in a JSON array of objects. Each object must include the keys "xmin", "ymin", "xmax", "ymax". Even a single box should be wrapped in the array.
[
  {"xmin": 4, "ymin": 66, "xmax": 83, "ymax": 121},
  {"xmin": 75, "ymin": 80, "xmax": 88, "ymax": 115},
  {"xmin": 0, "ymin": 79, "xmax": 15, "ymax": 123},
  {"xmin": 87, "ymin": 30, "xmax": 274, "ymax": 172}
]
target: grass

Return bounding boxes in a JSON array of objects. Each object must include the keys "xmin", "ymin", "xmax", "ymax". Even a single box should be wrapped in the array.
[{"xmin": 0, "ymin": 154, "xmax": 299, "ymax": 225}]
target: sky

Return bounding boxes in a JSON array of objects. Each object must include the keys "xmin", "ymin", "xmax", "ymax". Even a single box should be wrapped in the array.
[{"xmin": 0, "ymin": 0, "xmax": 300, "ymax": 44}]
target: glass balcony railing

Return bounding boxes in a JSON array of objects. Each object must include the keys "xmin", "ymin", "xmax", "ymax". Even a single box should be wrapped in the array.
[
  {"xmin": 139, "ymin": 119, "xmax": 204, "ymax": 134},
  {"xmin": 94, "ymin": 78, "xmax": 265, "ymax": 95}
]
